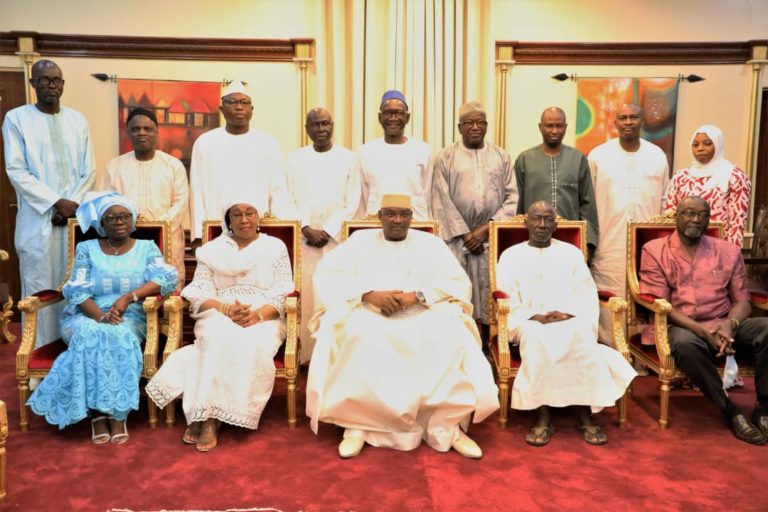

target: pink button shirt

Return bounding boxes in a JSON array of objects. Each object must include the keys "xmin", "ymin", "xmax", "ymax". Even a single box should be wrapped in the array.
[{"xmin": 639, "ymin": 231, "xmax": 749, "ymax": 324}]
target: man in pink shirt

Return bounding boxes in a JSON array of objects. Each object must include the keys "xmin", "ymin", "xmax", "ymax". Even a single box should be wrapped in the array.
[{"xmin": 640, "ymin": 196, "xmax": 768, "ymax": 445}]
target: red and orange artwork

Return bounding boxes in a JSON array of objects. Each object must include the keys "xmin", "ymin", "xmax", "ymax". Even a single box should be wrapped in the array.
[
  {"xmin": 575, "ymin": 78, "xmax": 679, "ymax": 172},
  {"xmin": 117, "ymin": 79, "xmax": 222, "ymax": 171}
]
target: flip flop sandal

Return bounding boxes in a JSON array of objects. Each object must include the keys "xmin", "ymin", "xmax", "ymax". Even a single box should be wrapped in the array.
[
  {"xmin": 109, "ymin": 417, "xmax": 129, "ymax": 445},
  {"xmin": 183, "ymin": 423, "xmax": 202, "ymax": 445},
  {"xmin": 91, "ymin": 416, "xmax": 110, "ymax": 445},
  {"xmin": 525, "ymin": 425, "xmax": 554, "ymax": 446},
  {"xmin": 195, "ymin": 420, "xmax": 221, "ymax": 453},
  {"xmin": 578, "ymin": 423, "xmax": 608, "ymax": 445}
]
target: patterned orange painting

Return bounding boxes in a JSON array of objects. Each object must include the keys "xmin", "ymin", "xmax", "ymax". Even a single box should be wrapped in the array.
[
  {"xmin": 117, "ymin": 79, "xmax": 222, "ymax": 171},
  {"xmin": 575, "ymin": 78, "xmax": 679, "ymax": 171}
]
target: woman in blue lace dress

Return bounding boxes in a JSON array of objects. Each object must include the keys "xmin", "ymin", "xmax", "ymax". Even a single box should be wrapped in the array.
[{"xmin": 27, "ymin": 192, "xmax": 177, "ymax": 444}]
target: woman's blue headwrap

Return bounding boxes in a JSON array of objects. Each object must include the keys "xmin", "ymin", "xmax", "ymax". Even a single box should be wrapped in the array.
[{"xmin": 76, "ymin": 191, "xmax": 138, "ymax": 237}]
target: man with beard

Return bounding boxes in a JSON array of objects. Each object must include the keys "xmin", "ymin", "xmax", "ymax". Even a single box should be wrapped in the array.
[
  {"xmin": 2, "ymin": 59, "xmax": 95, "ymax": 347},
  {"xmin": 358, "ymin": 90, "xmax": 432, "ymax": 220},
  {"xmin": 188, "ymin": 80, "xmax": 296, "ymax": 243},
  {"xmin": 514, "ymin": 106, "xmax": 598, "ymax": 252},
  {"xmin": 432, "ymin": 101, "xmax": 518, "ymax": 331},
  {"xmin": 285, "ymin": 107, "xmax": 361, "ymax": 361},
  {"xmin": 588, "ymin": 103, "xmax": 668, "ymax": 344},
  {"xmin": 640, "ymin": 196, "xmax": 768, "ymax": 445}
]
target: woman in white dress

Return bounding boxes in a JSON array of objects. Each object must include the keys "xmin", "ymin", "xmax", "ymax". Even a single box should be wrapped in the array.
[{"xmin": 147, "ymin": 199, "xmax": 293, "ymax": 451}]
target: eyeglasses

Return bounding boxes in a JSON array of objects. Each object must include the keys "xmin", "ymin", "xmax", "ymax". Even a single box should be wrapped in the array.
[
  {"xmin": 679, "ymin": 209, "xmax": 710, "ymax": 220},
  {"xmin": 460, "ymin": 120, "xmax": 488, "ymax": 129},
  {"xmin": 380, "ymin": 110, "xmax": 408, "ymax": 120},
  {"xmin": 35, "ymin": 77, "xmax": 65, "ymax": 87},
  {"xmin": 222, "ymin": 98, "xmax": 252, "ymax": 107},
  {"xmin": 230, "ymin": 211, "xmax": 259, "ymax": 221},
  {"xmin": 103, "ymin": 213, "xmax": 133, "ymax": 225}
]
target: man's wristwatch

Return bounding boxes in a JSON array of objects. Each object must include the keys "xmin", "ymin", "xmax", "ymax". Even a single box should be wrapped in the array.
[{"xmin": 415, "ymin": 291, "xmax": 426, "ymax": 305}]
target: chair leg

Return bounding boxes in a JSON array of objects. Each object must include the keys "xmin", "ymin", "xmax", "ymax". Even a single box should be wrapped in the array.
[
  {"xmin": 147, "ymin": 396, "xmax": 157, "ymax": 429},
  {"xmin": 498, "ymin": 376, "xmax": 510, "ymax": 428},
  {"xmin": 18, "ymin": 379, "xmax": 30, "ymax": 432},
  {"xmin": 165, "ymin": 398, "xmax": 176, "ymax": 428},
  {"xmin": 659, "ymin": 378, "xmax": 671, "ymax": 429},
  {"xmin": 287, "ymin": 375, "xmax": 297, "ymax": 429},
  {"xmin": 618, "ymin": 390, "xmax": 628, "ymax": 428}
]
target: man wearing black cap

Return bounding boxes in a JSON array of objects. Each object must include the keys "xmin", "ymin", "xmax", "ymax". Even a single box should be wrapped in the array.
[
  {"xmin": 357, "ymin": 90, "xmax": 432, "ymax": 220},
  {"xmin": 102, "ymin": 108, "xmax": 189, "ymax": 286}
]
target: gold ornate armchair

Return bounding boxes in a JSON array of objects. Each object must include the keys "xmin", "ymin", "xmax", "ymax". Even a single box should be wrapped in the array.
[
  {"xmin": 627, "ymin": 216, "xmax": 761, "ymax": 428},
  {"xmin": 16, "ymin": 219, "xmax": 172, "ymax": 430},
  {"xmin": 489, "ymin": 216, "xmax": 630, "ymax": 428},
  {"xmin": 0, "ymin": 249, "xmax": 15, "ymax": 343},
  {"xmin": 341, "ymin": 217, "xmax": 440, "ymax": 240},
  {"xmin": 162, "ymin": 217, "xmax": 302, "ymax": 428}
]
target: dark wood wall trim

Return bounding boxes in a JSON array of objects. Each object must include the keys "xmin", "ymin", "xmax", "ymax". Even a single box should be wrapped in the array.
[
  {"xmin": 496, "ymin": 41, "xmax": 765, "ymax": 65},
  {"xmin": 1, "ymin": 32, "xmax": 314, "ymax": 62}
]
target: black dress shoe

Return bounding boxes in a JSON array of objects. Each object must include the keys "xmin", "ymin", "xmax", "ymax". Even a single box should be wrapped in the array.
[
  {"xmin": 730, "ymin": 414, "xmax": 768, "ymax": 445},
  {"xmin": 751, "ymin": 409, "xmax": 768, "ymax": 438}
]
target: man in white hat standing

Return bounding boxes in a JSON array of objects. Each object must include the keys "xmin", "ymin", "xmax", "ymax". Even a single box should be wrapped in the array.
[
  {"xmin": 307, "ymin": 194, "xmax": 498, "ymax": 459},
  {"xmin": 189, "ymin": 81, "xmax": 297, "ymax": 243}
]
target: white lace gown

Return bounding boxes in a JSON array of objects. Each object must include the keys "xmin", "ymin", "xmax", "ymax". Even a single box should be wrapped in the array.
[{"xmin": 147, "ymin": 232, "xmax": 293, "ymax": 429}]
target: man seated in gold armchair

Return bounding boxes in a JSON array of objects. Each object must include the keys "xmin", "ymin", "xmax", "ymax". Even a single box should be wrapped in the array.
[
  {"xmin": 639, "ymin": 196, "xmax": 768, "ymax": 445},
  {"xmin": 307, "ymin": 194, "xmax": 498, "ymax": 459},
  {"xmin": 497, "ymin": 201, "xmax": 635, "ymax": 446}
]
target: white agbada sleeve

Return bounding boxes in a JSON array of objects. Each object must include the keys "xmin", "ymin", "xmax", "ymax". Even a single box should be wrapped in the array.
[
  {"xmin": 496, "ymin": 247, "xmax": 537, "ymax": 326},
  {"xmin": 321, "ymin": 156, "xmax": 362, "ymax": 241},
  {"xmin": 160, "ymin": 158, "xmax": 190, "ymax": 223},
  {"xmin": 265, "ymin": 140, "xmax": 300, "ymax": 220},
  {"xmin": 189, "ymin": 138, "xmax": 206, "ymax": 240}
]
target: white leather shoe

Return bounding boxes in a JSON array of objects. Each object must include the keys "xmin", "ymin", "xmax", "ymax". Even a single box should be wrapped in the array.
[
  {"xmin": 338, "ymin": 436, "xmax": 365, "ymax": 458},
  {"xmin": 452, "ymin": 430, "xmax": 482, "ymax": 459}
]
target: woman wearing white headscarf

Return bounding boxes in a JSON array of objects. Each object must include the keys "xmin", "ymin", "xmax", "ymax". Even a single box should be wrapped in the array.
[
  {"xmin": 146, "ymin": 198, "xmax": 292, "ymax": 452},
  {"xmin": 665, "ymin": 124, "xmax": 752, "ymax": 245},
  {"xmin": 27, "ymin": 191, "xmax": 178, "ymax": 443}
]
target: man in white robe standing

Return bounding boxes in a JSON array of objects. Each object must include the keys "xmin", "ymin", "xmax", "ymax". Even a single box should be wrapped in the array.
[
  {"xmin": 188, "ymin": 80, "xmax": 296, "ymax": 243},
  {"xmin": 285, "ymin": 107, "xmax": 361, "ymax": 362},
  {"xmin": 432, "ymin": 100, "xmax": 518, "ymax": 334},
  {"xmin": 307, "ymin": 194, "xmax": 498, "ymax": 459},
  {"xmin": 2, "ymin": 59, "xmax": 95, "ymax": 347},
  {"xmin": 588, "ymin": 103, "xmax": 669, "ymax": 344},
  {"xmin": 102, "ymin": 107, "xmax": 189, "ymax": 286},
  {"xmin": 358, "ymin": 90, "xmax": 432, "ymax": 220},
  {"xmin": 497, "ymin": 201, "xmax": 636, "ymax": 446}
]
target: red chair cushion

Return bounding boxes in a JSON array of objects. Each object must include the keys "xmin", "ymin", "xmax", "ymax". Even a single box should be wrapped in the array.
[
  {"xmin": 597, "ymin": 290, "xmax": 615, "ymax": 301},
  {"xmin": 638, "ymin": 293, "xmax": 659, "ymax": 303},
  {"xmin": 493, "ymin": 290, "xmax": 510, "ymax": 300},
  {"xmin": 34, "ymin": 290, "xmax": 62, "ymax": 302},
  {"xmin": 751, "ymin": 292, "xmax": 768, "ymax": 304},
  {"xmin": 28, "ymin": 339, "xmax": 67, "ymax": 370}
]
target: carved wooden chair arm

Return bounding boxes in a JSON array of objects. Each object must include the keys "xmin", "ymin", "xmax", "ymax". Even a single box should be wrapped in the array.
[
  {"xmin": 495, "ymin": 296, "xmax": 512, "ymax": 367},
  {"xmin": 599, "ymin": 295, "xmax": 630, "ymax": 360},
  {"xmin": 161, "ymin": 296, "xmax": 186, "ymax": 363},
  {"xmin": 283, "ymin": 295, "xmax": 299, "ymax": 372}
]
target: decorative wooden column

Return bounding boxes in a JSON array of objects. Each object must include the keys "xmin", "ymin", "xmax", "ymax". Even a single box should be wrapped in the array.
[
  {"xmin": 293, "ymin": 40, "xmax": 314, "ymax": 147},
  {"xmin": 746, "ymin": 43, "xmax": 768, "ymax": 233},
  {"xmin": 494, "ymin": 42, "xmax": 515, "ymax": 149}
]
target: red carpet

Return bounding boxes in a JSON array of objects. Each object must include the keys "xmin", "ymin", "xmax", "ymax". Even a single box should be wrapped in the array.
[{"xmin": 2, "ymin": 332, "xmax": 767, "ymax": 511}]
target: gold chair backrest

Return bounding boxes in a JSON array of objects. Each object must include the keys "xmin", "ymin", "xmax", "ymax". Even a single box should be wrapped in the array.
[
  {"xmin": 202, "ymin": 218, "xmax": 302, "ymax": 292},
  {"xmin": 63, "ymin": 218, "xmax": 171, "ymax": 291},
  {"xmin": 341, "ymin": 216, "xmax": 440, "ymax": 241}
]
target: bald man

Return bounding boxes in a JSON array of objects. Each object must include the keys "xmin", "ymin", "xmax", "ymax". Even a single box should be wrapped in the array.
[
  {"xmin": 514, "ymin": 106, "xmax": 598, "ymax": 251},
  {"xmin": 2, "ymin": 59, "xmax": 95, "ymax": 347},
  {"xmin": 285, "ymin": 107, "xmax": 361, "ymax": 361},
  {"xmin": 588, "ymin": 103, "xmax": 669, "ymax": 344},
  {"xmin": 432, "ymin": 101, "xmax": 518, "ymax": 329}
]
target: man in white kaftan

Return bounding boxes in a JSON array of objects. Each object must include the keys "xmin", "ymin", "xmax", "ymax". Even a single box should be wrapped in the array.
[
  {"xmin": 285, "ymin": 108, "xmax": 361, "ymax": 361},
  {"xmin": 102, "ymin": 108, "xmax": 189, "ymax": 285},
  {"xmin": 589, "ymin": 104, "xmax": 669, "ymax": 344},
  {"xmin": 432, "ymin": 101, "xmax": 518, "ymax": 326},
  {"xmin": 497, "ymin": 201, "xmax": 635, "ymax": 446},
  {"xmin": 358, "ymin": 90, "xmax": 432, "ymax": 220},
  {"xmin": 2, "ymin": 60, "xmax": 95, "ymax": 347},
  {"xmin": 307, "ymin": 195, "xmax": 498, "ymax": 459},
  {"xmin": 188, "ymin": 81, "xmax": 297, "ymax": 241}
]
